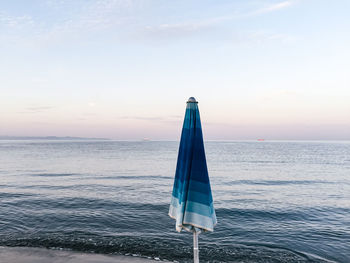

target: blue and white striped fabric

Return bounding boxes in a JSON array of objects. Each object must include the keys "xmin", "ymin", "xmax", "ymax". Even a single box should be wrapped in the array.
[{"xmin": 169, "ymin": 97, "xmax": 217, "ymax": 233}]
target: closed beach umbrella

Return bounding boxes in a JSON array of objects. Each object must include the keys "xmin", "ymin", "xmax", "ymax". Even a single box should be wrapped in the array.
[{"xmin": 169, "ymin": 97, "xmax": 217, "ymax": 263}]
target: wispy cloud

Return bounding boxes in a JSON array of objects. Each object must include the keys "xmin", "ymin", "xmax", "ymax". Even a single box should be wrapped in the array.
[
  {"xmin": 203, "ymin": 1, "xmax": 295, "ymax": 24},
  {"xmin": 0, "ymin": 0, "xmax": 296, "ymax": 45},
  {"xmin": 247, "ymin": 30, "xmax": 297, "ymax": 44},
  {"xmin": 26, "ymin": 106, "xmax": 54, "ymax": 111},
  {"xmin": 1, "ymin": 0, "xmax": 140, "ymax": 45},
  {"xmin": 250, "ymin": 1, "xmax": 294, "ymax": 16},
  {"xmin": 0, "ymin": 12, "xmax": 34, "ymax": 29},
  {"xmin": 141, "ymin": 22, "xmax": 214, "ymax": 40},
  {"xmin": 120, "ymin": 115, "xmax": 182, "ymax": 122},
  {"xmin": 120, "ymin": 116, "xmax": 164, "ymax": 121},
  {"xmin": 45, "ymin": 0, "xmax": 139, "ymax": 35},
  {"xmin": 140, "ymin": 1, "xmax": 296, "ymax": 41},
  {"xmin": 19, "ymin": 106, "xmax": 55, "ymax": 114}
]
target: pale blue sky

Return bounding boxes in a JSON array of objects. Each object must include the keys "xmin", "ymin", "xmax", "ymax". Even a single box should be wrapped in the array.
[{"xmin": 1, "ymin": 0, "xmax": 349, "ymax": 140}]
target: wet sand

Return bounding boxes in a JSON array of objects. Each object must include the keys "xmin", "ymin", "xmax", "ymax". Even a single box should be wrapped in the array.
[{"xmin": 0, "ymin": 246, "xmax": 167, "ymax": 263}]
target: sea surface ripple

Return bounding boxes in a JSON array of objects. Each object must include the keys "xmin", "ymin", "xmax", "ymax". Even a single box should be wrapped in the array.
[{"xmin": 0, "ymin": 140, "xmax": 349, "ymax": 262}]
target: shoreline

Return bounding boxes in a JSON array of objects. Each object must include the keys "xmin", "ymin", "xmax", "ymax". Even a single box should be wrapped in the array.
[{"xmin": 0, "ymin": 246, "xmax": 169, "ymax": 263}]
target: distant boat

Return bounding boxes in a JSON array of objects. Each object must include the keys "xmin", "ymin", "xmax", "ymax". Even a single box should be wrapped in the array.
[
  {"xmin": 257, "ymin": 139, "xmax": 265, "ymax": 141},
  {"xmin": 142, "ymin": 138, "xmax": 151, "ymax": 141}
]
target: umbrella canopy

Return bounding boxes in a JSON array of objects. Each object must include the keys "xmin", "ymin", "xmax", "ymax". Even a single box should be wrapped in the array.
[{"xmin": 169, "ymin": 97, "xmax": 216, "ymax": 233}]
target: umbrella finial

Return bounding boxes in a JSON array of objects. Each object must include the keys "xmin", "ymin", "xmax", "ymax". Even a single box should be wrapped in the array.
[{"xmin": 187, "ymin": 97, "xmax": 198, "ymax": 103}]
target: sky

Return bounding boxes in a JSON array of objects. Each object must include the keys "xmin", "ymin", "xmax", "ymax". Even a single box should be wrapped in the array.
[{"xmin": 0, "ymin": 0, "xmax": 349, "ymax": 140}]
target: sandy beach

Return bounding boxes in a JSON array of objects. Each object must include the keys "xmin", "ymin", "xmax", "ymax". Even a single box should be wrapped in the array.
[{"xmin": 0, "ymin": 247, "xmax": 168, "ymax": 263}]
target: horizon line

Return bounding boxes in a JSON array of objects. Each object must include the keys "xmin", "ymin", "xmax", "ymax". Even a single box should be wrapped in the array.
[{"xmin": 0, "ymin": 136, "xmax": 349, "ymax": 142}]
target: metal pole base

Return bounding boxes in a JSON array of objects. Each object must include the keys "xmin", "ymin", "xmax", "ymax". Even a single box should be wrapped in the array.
[{"xmin": 193, "ymin": 231, "xmax": 199, "ymax": 263}]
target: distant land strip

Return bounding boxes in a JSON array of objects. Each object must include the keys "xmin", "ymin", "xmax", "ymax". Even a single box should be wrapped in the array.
[{"xmin": 0, "ymin": 136, "xmax": 110, "ymax": 140}]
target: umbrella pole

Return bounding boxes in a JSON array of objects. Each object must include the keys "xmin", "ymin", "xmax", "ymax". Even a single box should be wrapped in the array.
[{"xmin": 193, "ymin": 231, "xmax": 199, "ymax": 263}]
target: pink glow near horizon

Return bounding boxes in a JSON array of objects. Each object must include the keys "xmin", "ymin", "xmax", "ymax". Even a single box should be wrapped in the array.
[{"xmin": 1, "ymin": 1, "xmax": 349, "ymax": 140}]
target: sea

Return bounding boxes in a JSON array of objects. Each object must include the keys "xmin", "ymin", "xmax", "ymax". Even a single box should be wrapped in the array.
[{"xmin": 0, "ymin": 140, "xmax": 349, "ymax": 262}]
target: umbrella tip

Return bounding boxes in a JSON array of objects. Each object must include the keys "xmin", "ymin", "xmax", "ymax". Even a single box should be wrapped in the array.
[{"xmin": 187, "ymin": 97, "xmax": 197, "ymax": 103}]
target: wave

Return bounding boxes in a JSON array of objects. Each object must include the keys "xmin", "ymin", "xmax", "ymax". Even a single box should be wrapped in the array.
[
  {"xmin": 1, "ymin": 198, "xmax": 347, "ymax": 262},
  {"xmin": 24, "ymin": 173, "xmax": 173, "ymax": 180},
  {"xmin": 28, "ymin": 173, "xmax": 78, "ymax": 177},
  {"xmin": 0, "ymin": 192, "xmax": 38, "ymax": 198},
  {"xmin": 96, "ymin": 175, "xmax": 173, "ymax": 180},
  {"xmin": 225, "ymin": 179, "xmax": 339, "ymax": 186},
  {"xmin": 0, "ymin": 237, "xmax": 331, "ymax": 263}
]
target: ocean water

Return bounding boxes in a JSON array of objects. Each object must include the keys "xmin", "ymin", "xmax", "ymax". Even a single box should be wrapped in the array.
[{"xmin": 0, "ymin": 140, "xmax": 349, "ymax": 262}]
